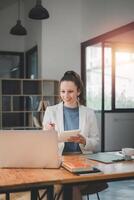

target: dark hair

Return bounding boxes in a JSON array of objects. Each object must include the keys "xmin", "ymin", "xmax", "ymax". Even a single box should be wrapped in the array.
[{"xmin": 60, "ymin": 70, "xmax": 85, "ymax": 105}]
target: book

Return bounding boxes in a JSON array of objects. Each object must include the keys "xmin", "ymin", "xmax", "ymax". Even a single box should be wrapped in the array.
[{"xmin": 62, "ymin": 158, "xmax": 96, "ymax": 173}]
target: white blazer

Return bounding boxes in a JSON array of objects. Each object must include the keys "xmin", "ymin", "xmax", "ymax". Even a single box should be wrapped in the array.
[{"xmin": 42, "ymin": 102, "xmax": 99, "ymax": 154}]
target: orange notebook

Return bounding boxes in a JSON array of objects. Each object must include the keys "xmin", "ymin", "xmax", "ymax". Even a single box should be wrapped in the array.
[{"xmin": 62, "ymin": 159, "xmax": 96, "ymax": 173}]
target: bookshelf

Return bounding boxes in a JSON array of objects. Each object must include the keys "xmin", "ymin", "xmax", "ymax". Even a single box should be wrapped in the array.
[{"xmin": 0, "ymin": 79, "xmax": 59, "ymax": 130}]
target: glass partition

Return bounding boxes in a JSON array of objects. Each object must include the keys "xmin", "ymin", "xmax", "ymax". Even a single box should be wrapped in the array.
[
  {"xmin": 85, "ymin": 43, "xmax": 103, "ymax": 151},
  {"xmin": 81, "ymin": 22, "xmax": 134, "ymax": 151}
]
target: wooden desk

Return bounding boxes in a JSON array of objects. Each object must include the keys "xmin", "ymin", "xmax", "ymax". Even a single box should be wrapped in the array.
[
  {"xmin": 0, "ymin": 155, "xmax": 133, "ymax": 200},
  {"xmin": 0, "ymin": 168, "xmax": 61, "ymax": 200},
  {"xmin": 60, "ymin": 154, "xmax": 134, "ymax": 183},
  {"xmin": 61, "ymin": 155, "xmax": 134, "ymax": 200}
]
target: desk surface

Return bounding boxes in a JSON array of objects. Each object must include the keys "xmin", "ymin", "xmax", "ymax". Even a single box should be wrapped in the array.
[
  {"xmin": 0, "ymin": 154, "xmax": 134, "ymax": 192},
  {"xmin": 60, "ymin": 155, "xmax": 134, "ymax": 184}
]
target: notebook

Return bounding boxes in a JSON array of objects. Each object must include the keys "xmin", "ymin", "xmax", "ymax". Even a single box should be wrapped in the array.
[
  {"xmin": 86, "ymin": 152, "xmax": 125, "ymax": 163},
  {"xmin": 0, "ymin": 130, "xmax": 61, "ymax": 168},
  {"xmin": 62, "ymin": 157, "xmax": 101, "ymax": 174}
]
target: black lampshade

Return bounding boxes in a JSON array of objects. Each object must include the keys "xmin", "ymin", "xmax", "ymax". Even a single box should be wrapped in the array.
[
  {"xmin": 29, "ymin": 0, "xmax": 49, "ymax": 20},
  {"xmin": 10, "ymin": 0, "xmax": 27, "ymax": 36},
  {"xmin": 10, "ymin": 20, "xmax": 27, "ymax": 35}
]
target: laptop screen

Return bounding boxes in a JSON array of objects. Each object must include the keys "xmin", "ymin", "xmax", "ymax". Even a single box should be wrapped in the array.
[{"xmin": 0, "ymin": 130, "xmax": 61, "ymax": 168}]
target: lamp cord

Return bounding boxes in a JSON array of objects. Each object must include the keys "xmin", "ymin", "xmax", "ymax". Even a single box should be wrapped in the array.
[{"xmin": 18, "ymin": 0, "xmax": 20, "ymax": 20}]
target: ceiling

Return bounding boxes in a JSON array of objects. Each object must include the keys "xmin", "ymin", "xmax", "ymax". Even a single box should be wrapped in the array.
[
  {"xmin": 1, "ymin": 1, "xmax": 134, "ymax": 44},
  {"xmin": 0, "ymin": 0, "xmax": 17, "ymax": 10}
]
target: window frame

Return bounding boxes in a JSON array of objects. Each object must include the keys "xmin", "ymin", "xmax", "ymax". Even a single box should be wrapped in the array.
[
  {"xmin": 81, "ymin": 22, "xmax": 134, "ymax": 113},
  {"xmin": 0, "ymin": 51, "xmax": 24, "ymax": 78}
]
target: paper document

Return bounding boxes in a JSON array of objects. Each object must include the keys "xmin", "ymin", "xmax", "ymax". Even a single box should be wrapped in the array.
[{"xmin": 58, "ymin": 129, "xmax": 80, "ymax": 142}]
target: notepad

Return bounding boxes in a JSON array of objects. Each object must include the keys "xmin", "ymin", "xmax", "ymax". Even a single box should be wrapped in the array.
[
  {"xmin": 86, "ymin": 152, "xmax": 125, "ymax": 163},
  {"xmin": 58, "ymin": 129, "xmax": 80, "ymax": 142}
]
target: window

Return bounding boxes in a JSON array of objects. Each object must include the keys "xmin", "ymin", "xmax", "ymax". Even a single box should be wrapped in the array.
[
  {"xmin": 86, "ymin": 45, "xmax": 113, "ymax": 111},
  {"xmin": 104, "ymin": 47, "xmax": 112, "ymax": 110},
  {"xmin": 86, "ymin": 44, "xmax": 102, "ymax": 110},
  {"xmin": 0, "ymin": 52, "xmax": 24, "ymax": 78},
  {"xmin": 85, "ymin": 44, "xmax": 134, "ymax": 111},
  {"xmin": 81, "ymin": 21, "xmax": 134, "ymax": 112},
  {"xmin": 81, "ymin": 22, "xmax": 134, "ymax": 151},
  {"xmin": 26, "ymin": 46, "xmax": 38, "ymax": 79},
  {"xmin": 115, "ymin": 49, "xmax": 134, "ymax": 109}
]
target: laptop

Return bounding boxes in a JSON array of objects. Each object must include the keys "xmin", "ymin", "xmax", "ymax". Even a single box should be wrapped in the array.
[{"xmin": 0, "ymin": 130, "xmax": 61, "ymax": 168}]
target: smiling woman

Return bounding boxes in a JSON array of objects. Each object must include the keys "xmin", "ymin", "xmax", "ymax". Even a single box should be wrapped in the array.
[{"xmin": 42, "ymin": 71, "xmax": 107, "ymax": 200}]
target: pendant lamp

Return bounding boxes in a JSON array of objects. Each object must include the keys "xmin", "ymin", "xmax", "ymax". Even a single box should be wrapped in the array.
[
  {"xmin": 10, "ymin": 0, "xmax": 27, "ymax": 36},
  {"xmin": 28, "ymin": 0, "xmax": 49, "ymax": 20}
]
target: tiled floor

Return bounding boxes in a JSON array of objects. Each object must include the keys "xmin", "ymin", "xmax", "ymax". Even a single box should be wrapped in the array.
[
  {"xmin": 85, "ymin": 180, "xmax": 134, "ymax": 200},
  {"xmin": 0, "ymin": 180, "xmax": 133, "ymax": 200},
  {"xmin": 0, "ymin": 192, "xmax": 30, "ymax": 200}
]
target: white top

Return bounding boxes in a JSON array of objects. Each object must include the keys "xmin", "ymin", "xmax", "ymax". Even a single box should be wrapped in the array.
[{"xmin": 42, "ymin": 102, "xmax": 99, "ymax": 154}]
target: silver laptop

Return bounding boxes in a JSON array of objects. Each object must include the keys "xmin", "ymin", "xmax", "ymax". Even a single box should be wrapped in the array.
[{"xmin": 0, "ymin": 130, "xmax": 61, "ymax": 168}]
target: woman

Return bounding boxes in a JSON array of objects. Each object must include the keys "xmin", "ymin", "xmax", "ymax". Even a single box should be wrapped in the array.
[
  {"xmin": 42, "ymin": 71, "xmax": 104, "ymax": 200},
  {"xmin": 43, "ymin": 70, "xmax": 99, "ymax": 155}
]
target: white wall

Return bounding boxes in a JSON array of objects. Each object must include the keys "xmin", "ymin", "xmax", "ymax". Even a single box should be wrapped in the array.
[
  {"xmin": 40, "ymin": 0, "xmax": 134, "ymax": 80},
  {"xmin": 0, "ymin": 2, "xmax": 24, "ymax": 52},
  {"xmin": 1, "ymin": 0, "xmax": 134, "ymax": 79},
  {"xmin": 0, "ymin": 0, "xmax": 42, "ymax": 69},
  {"xmin": 24, "ymin": 0, "xmax": 42, "ymax": 75},
  {"xmin": 81, "ymin": 0, "xmax": 134, "ymax": 41},
  {"xmin": 24, "ymin": 0, "xmax": 41, "ymax": 51},
  {"xmin": 105, "ymin": 113, "xmax": 134, "ymax": 151},
  {"xmin": 41, "ymin": 0, "xmax": 82, "ymax": 80}
]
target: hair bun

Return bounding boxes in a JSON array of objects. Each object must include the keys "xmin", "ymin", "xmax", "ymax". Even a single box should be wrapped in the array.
[{"xmin": 64, "ymin": 71, "xmax": 76, "ymax": 77}]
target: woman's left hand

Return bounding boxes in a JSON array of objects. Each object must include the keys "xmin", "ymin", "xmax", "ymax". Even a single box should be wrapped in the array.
[{"xmin": 67, "ymin": 134, "xmax": 86, "ymax": 145}]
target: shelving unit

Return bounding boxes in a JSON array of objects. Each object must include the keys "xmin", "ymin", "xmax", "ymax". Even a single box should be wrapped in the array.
[{"xmin": 0, "ymin": 79, "xmax": 59, "ymax": 130}]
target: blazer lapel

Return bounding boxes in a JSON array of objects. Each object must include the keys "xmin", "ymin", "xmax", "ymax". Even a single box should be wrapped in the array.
[
  {"xmin": 58, "ymin": 102, "xmax": 64, "ymax": 132},
  {"xmin": 79, "ymin": 105, "xmax": 85, "ymax": 133}
]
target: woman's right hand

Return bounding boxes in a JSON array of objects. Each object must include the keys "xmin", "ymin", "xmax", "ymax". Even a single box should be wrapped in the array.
[{"xmin": 45, "ymin": 122, "xmax": 55, "ymax": 130}]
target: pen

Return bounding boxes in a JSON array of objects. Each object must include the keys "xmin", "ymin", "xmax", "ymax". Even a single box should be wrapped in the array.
[
  {"xmin": 112, "ymin": 159, "xmax": 125, "ymax": 162},
  {"xmin": 49, "ymin": 122, "xmax": 55, "ymax": 127}
]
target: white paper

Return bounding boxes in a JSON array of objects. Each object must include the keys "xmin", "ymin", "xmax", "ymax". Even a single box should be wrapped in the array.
[{"xmin": 58, "ymin": 129, "xmax": 80, "ymax": 142}]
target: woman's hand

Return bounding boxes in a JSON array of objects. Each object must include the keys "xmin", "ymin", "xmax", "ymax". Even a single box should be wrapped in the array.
[
  {"xmin": 44, "ymin": 122, "xmax": 55, "ymax": 130},
  {"xmin": 67, "ymin": 134, "xmax": 86, "ymax": 145}
]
